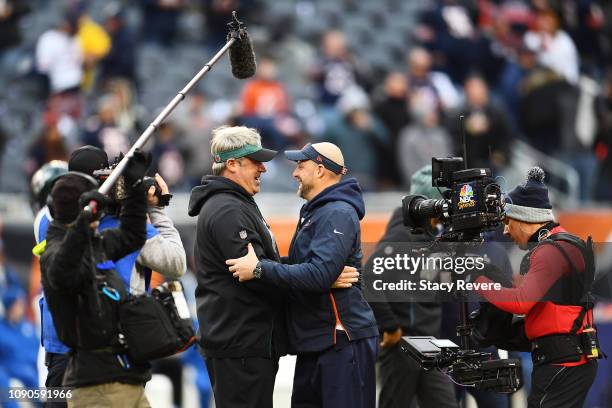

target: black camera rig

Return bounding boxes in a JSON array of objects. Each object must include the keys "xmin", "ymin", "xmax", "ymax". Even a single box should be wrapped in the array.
[
  {"xmin": 402, "ymin": 157, "xmax": 504, "ymax": 242},
  {"xmin": 93, "ymin": 154, "xmax": 129, "ymax": 202},
  {"xmin": 398, "ymin": 117, "xmax": 522, "ymax": 394},
  {"xmin": 93, "ymin": 153, "xmax": 171, "ymax": 206},
  {"xmin": 400, "ymin": 336, "xmax": 522, "ymax": 393}
]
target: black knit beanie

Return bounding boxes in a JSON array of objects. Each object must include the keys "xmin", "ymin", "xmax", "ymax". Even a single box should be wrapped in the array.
[
  {"xmin": 50, "ymin": 174, "xmax": 94, "ymax": 224},
  {"xmin": 505, "ymin": 167, "xmax": 555, "ymax": 223}
]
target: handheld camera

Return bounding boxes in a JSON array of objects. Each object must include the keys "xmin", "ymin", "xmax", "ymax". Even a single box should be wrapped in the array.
[{"xmin": 93, "ymin": 154, "xmax": 163, "ymax": 203}]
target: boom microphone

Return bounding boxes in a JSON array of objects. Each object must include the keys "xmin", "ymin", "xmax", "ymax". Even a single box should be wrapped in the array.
[
  {"xmin": 93, "ymin": 11, "xmax": 254, "ymax": 200},
  {"xmin": 228, "ymin": 14, "xmax": 257, "ymax": 79}
]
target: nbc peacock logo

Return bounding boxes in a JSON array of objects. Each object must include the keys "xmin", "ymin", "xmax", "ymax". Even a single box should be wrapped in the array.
[{"xmin": 458, "ymin": 184, "xmax": 476, "ymax": 209}]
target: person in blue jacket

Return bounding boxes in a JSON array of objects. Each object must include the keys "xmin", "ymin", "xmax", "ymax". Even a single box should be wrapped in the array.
[
  {"xmin": 33, "ymin": 146, "xmax": 186, "ymax": 407},
  {"xmin": 227, "ymin": 142, "xmax": 379, "ymax": 408},
  {"xmin": 0, "ymin": 287, "xmax": 40, "ymax": 396}
]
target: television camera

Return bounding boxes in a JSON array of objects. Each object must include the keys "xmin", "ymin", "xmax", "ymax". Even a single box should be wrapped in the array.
[
  {"xmin": 402, "ymin": 157, "xmax": 504, "ymax": 242},
  {"xmin": 93, "ymin": 154, "xmax": 169, "ymax": 206},
  {"xmin": 398, "ymin": 117, "xmax": 522, "ymax": 394}
]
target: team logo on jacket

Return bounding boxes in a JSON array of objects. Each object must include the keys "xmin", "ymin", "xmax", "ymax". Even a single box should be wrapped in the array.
[{"xmin": 239, "ymin": 230, "xmax": 247, "ymax": 239}]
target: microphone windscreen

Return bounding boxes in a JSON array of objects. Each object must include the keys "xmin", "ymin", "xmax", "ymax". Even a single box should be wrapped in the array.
[{"xmin": 229, "ymin": 30, "xmax": 257, "ymax": 79}]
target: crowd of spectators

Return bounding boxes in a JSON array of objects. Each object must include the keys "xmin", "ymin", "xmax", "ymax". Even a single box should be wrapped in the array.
[{"xmin": 0, "ymin": 0, "xmax": 611, "ymax": 201}]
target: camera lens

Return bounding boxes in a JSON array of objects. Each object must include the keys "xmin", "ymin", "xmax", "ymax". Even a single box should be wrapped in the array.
[
  {"xmin": 414, "ymin": 198, "xmax": 446, "ymax": 219},
  {"xmin": 402, "ymin": 195, "xmax": 447, "ymax": 229}
]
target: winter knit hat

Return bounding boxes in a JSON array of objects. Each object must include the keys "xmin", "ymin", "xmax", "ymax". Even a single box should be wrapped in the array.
[
  {"xmin": 50, "ymin": 173, "xmax": 98, "ymax": 224},
  {"xmin": 505, "ymin": 167, "xmax": 555, "ymax": 223}
]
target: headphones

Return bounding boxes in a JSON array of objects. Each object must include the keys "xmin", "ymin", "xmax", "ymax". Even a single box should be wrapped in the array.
[{"xmin": 47, "ymin": 171, "xmax": 100, "ymax": 219}]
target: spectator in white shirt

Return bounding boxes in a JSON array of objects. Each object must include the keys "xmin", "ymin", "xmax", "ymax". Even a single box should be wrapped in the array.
[
  {"xmin": 35, "ymin": 12, "xmax": 83, "ymax": 94},
  {"xmin": 524, "ymin": 9, "xmax": 580, "ymax": 85}
]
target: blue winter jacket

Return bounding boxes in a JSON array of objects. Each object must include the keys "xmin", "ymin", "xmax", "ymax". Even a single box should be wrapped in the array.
[
  {"xmin": 260, "ymin": 178, "xmax": 378, "ymax": 353},
  {"xmin": 0, "ymin": 318, "xmax": 39, "ymax": 388}
]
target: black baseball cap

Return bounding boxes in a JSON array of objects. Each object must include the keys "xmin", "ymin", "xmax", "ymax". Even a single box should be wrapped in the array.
[{"xmin": 69, "ymin": 146, "xmax": 109, "ymax": 176}]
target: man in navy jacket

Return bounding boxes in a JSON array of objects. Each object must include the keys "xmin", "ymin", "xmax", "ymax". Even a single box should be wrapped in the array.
[{"xmin": 227, "ymin": 142, "xmax": 378, "ymax": 408}]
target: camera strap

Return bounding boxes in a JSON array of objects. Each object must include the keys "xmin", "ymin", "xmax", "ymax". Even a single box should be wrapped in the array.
[
  {"xmin": 540, "ymin": 233, "xmax": 595, "ymax": 333},
  {"xmin": 531, "ymin": 234, "xmax": 604, "ymax": 364}
]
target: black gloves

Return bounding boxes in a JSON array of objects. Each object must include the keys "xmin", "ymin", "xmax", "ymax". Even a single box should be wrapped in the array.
[
  {"xmin": 469, "ymin": 304, "xmax": 531, "ymax": 351},
  {"xmin": 142, "ymin": 176, "xmax": 173, "ymax": 207},
  {"xmin": 79, "ymin": 190, "xmax": 108, "ymax": 221},
  {"xmin": 123, "ymin": 149, "xmax": 152, "ymax": 189},
  {"xmin": 466, "ymin": 263, "xmax": 513, "ymax": 288},
  {"xmin": 482, "ymin": 263, "xmax": 513, "ymax": 288}
]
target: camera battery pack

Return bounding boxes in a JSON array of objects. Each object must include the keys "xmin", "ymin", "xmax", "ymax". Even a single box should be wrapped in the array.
[{"xmin": 580, "ymin": 327, "xmax": 601, "ymax": 359}]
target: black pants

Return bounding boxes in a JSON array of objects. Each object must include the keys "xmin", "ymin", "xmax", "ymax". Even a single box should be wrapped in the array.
[
  {"xmin": 291, "ymin": 334, "xmax": 378, "ymax": 408},
  {"xmin": 205, "ymin": 356, "xmax": 278, "ymax": 408},
  {"xmin": 528, "ymin": 359, "xmax": 597, "ymax": 408},
  {"xmin": 43, "ymin": 353, "xmax": 69, "ymax": 408},
  {"xmin": 378, "ymin": 343, "xmax": 458, "ymax": 408}
]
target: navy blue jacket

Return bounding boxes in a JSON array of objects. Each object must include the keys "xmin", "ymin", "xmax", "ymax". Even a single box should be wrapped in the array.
[{"xmin": 260, "ymin": 178, "xmax": 378, "ymax": 353}]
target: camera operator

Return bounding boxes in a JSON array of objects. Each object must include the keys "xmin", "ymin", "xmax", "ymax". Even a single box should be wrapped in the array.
[
  {"xmin": 40, "ymin": 150, "xmax": 152, "ymax": 407},
  {"xmin": 369, "ymin": 165, "xmax": 458, "ymax": 408},
  {"xmin": 35, "ymin": 146, "xmax": 186, "ymax": 407},
  {"xmin": 473, "ymin": 167, "xmax": 599, "ymax": 408},
  {"xmin": 68, "ymin": 146, "xmax": 186, "ymax": 294}
]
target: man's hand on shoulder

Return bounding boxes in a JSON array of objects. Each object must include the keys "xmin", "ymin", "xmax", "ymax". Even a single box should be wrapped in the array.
[{"xmin": 227, "ymin": 243, "xmax": 260, "ymax": 282}]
